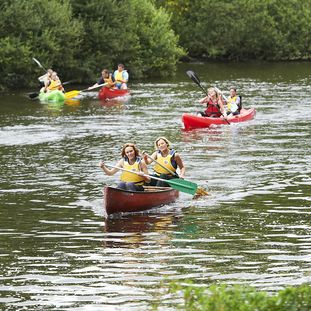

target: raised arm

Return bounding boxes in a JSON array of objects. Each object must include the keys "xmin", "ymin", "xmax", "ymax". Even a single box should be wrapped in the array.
[
  {"xmin": 142, "ymin": 151, "xmax": 157, "ymax": 165},
  {"xmin": 174, "ymin": 153, "xmax": 185, "ymax": 179},
  {"xmin": 99, "ymin": 159, "xmax": 123, "ymax": 175}
]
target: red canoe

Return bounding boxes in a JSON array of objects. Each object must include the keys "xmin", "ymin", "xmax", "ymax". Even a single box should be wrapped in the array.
[
  {"xmin": 182, "ymin": 108, "xmax": 256, "ymax": 130},
  {"xmin": 103, "ymin": 186, "xmax": 179, "ymax": 215},
  {"xmin": 98, "ymin": 87, "xmax": 129, "ymax": 100}
]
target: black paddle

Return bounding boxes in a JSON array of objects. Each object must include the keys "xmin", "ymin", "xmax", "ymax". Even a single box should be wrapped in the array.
[
  {"xmin": 186, "ymin": 70, "xmax": 230, "ymax": 125},
  {"xmin": 28, "ymin": 80, "xmax": 73, "ymax": 99}
]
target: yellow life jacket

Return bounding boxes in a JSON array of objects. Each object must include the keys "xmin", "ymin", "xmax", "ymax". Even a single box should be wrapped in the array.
[
  {"xmin": 120, "ymin": 157, "xmax": 144, "ymax": 185},
  {"xmin": 104, "ymin": 76, "xmax": 114, "ymax": 88},
  {"xmin": 114, "ymin": 70, "xmax": 124, "ymax": 82},
  {"xmin": 48, "ymin": 79, "xmax": 61, "ymax": 91},
  {"xmin": 227, "ymin": 96, "xmax": 239, "ymax": 112},
  {"xmin": 153, "ymin": 149, "xmax": 177, "ymax": 175}
]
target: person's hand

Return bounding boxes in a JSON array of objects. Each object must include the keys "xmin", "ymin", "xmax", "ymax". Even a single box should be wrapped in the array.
[
  {"xmin": 142, "ymin": 151, "xmax": 148, "ymax": 162},
  {"xmin": 99, "ymin": 160, "xmax": 105, "ymax": 169}
]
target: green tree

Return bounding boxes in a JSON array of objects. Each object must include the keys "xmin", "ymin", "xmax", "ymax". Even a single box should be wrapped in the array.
[
  {"xmin": 155, "ymin": 0, "xmax": 311, "ymax": 61},
  {"xmin": 71, "ymin": 0, "xmax": 184, "ymax": 81},
  {"xmin": 0, "ymin": 0, "xmax": 83, "ymax": 89}
]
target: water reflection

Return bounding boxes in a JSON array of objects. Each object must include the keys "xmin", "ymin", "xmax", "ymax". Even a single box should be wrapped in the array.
[
  {"xmin": 0, "ymin": 62, "xmax": 311, "ymax": 309},
  {"xmin": 104, "ymin": 213, "xmax": 180, "ymax": 247}
]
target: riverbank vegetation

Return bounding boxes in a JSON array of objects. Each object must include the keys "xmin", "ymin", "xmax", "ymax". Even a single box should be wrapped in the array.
[
  {"xmin": 0, "ymin": 0, "xmax": 310, "ymax": 90},
  {"xmin": 167, "ymin": 283, "xmax": 311, "ymax": 310}
]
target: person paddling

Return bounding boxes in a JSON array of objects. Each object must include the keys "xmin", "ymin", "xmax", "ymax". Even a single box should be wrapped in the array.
[
  {"xmin": 113, "ymin": 63, "xmax": 129, "ymax": 90},
  {"xmin": 225, "ymin": 87, "xmax": 242, "ymax": 116},
  {"xmin": 99, "ymin": 143, "xmax": 150, "ymax": 191},
  {"xmin": 89, "ymin": 69, "xmax": 116, "ymax": 90},
  {"xmin": 198, "ymin": 87, "xmax": 227, "ymax": 118},
  {"xmin": 41, "ymin": 71, "xmax": 64, "ymax": 93},
  {"xmin": 143, "ymin": 137, "xmax": 185, "ymax": 187},
  {"xmin": 38, "ymin": 68, "xmax": 53, "ymax": 87}
]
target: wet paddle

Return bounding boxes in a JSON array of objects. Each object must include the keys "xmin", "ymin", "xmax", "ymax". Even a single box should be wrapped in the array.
[
  {"xmin": 64, "ymin": 83, "xmax": 107, "ymax": 99},
  {"xmin": 143, "ymin": 151, "xmax": 208, "ymax": 197},
  {"xmin": 32, "ymin": 57, "xmax": 47, "ymax": 72},
  {"xmin": 186, "ymin": 70, "xmax": 230, "ymax": 125},
  {"xmin": 105, "ymin": 164, "xmax": 198, "ymax": 195}
]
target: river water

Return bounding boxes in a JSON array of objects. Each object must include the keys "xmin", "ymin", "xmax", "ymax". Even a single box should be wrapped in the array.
[{"xmin": 0, "ymin": 62, "xmax": 310, "ymax": 310}]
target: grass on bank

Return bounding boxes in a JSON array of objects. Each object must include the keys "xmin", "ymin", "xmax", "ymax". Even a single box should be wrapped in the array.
[{"xmin": 167, "ymin": 282, "xmax": 311, "ymax": 311}]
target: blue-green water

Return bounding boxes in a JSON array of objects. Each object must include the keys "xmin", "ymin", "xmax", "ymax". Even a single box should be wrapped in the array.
[{"xmin": 0, "ymin": 62, "xmax": 310, "ymax": 310}]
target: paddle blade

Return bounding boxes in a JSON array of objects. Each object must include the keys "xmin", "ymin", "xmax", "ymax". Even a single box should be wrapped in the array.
[
  {"xmin": 32, "ymin": 57, "xmax": 45, "ymax": 70},
  {"xmin": 186, "ymin": 70, "xmax": 201, "ymax": 85},
  {"xmin": 166, "ymin": 178, "xmax": 198, "ymax": 195},
  {"xmin": 28, "ymin": 92, "xmax": 39, "ymax": 99},
  {"xmin": 186, "ymin": 70, "xmax": 208, "ymax": 96},
  {"xmin": 64, "ymin": 90, "xmax": 80, "ymax": 99},
  {"xmin": 193, "ymin": 186, "xmax": 209, "ymax": 198}
]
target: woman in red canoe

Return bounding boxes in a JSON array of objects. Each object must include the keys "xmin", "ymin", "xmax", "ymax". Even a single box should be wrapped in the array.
[
  {"xmin": 143, "ymin": 137, "xmax": 185, "ymax": 187},
  {"xmin": 99, "ymin": 143, "xmax": 150, "ymax": 191}
]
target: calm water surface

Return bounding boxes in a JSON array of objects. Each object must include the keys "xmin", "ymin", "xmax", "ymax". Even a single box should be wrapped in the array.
[{"xmin": 0, "ymin": 62, "xmax": 310, "ymax": 310}]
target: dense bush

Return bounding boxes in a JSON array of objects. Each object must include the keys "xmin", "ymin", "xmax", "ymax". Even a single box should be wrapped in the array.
[
  {"xmin": 0, "ymin": 0, "xmax": 83, "ymax": 89},
  {"xmin": 71, "ymin": 0, "xmax": 184, "ymax": 80},
  {"xmin": 156, "ymin": 0, "xmax": 311, "ymax": 61},
  {"xmin": 1, "ymin": 0, "xmax": 310, "ymax": 90},
  {"xmin": 0, "ymin": 0, "xmax": 183, "ymax": 89},
  {"xmin": 169, "ymin": 283, "xmax": 311, "ymax": 310}
]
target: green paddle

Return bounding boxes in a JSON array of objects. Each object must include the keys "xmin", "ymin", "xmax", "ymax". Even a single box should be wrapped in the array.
[
  {"xmin": 143, "ymin": 151, "xmax": 208, "ymax": 196},
  {"xmin": 186, "ymin": 70, "xmax": 230, "ymax": 125},
  {"xmin": 105, "ymin": 164, "xmax": 198, "ymax": 195}
]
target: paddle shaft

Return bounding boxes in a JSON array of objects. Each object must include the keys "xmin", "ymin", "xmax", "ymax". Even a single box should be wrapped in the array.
[
  {"xmin": 28, "ymin": 81, "xmax": 72, "ymax": 99},
  {"xmin": 105, "ymin": 164, "xmax": 197, "ymax": 194},
  {"xmin": 186, "ymin": 70, "xmax": 230, "ymax": 125},
  {"xmin": 106, "ymin": 164, "xmax": 166, "ymax": 183},
  {"xmin": 32, "ymin": 57, "xmax": 47, "ymax": 72},
  {"xmin": 64, "ymin": 83, "xmax": 108, "ymax": 99},
  {"xmin": 80, "ymin": 82, "xmax": 108, "ymax": 93},
  {"xmin": 214, "ymin": 86, "xmax": 228, "ymax": 102},
  {"xmin": 143, "ymin": 152, "xmax": 179, "ymax": 177}
]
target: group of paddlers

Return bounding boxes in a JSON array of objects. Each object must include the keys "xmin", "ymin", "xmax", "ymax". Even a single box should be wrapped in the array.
[
  {"xmin": 89, "ymin": 63, "xmax": 129, "ymax": 91},
  {"xmin": 198, "ymin": 87, "xmax": 242, "ymax": 118},
  {"xmin": 99, "ymin": 137, "xmax": 185, "ymax": 192},
  {"xmin": 38, "ymin": 63, "xmax": 129, "ymax": 95},
  {"xmin": 39, "ymin": 69, "xmax": 65, "ymax": 93}
]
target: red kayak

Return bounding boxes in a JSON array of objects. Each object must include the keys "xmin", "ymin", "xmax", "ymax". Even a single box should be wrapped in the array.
[
  {"xmin": 103, "ymin": 186, "xmax": 179, "ymax": 215},
  {"xmin": 98, "ymin": 87, "xmax": 129, "ymax": 100},
  {"xmin": 182, "ymin": 108, "xmax": 256, "ymax": 130}
]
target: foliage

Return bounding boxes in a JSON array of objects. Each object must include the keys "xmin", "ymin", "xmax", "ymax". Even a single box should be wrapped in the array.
[
  {"xmin": 155, "ymin": 0, "xmax": 311, "ymax": 61},
  {"xmin": 71, "ymin": 0, "xmax": 184, "ymax": 81},
  {"xmin": 1, "ymin": 0, "xmax": 310, "ymax": 89},
  {"xmin": 0, "ymin": 0, "xmax": 83, "ymax": 89},
  {"xmin": 169, "ymin": 282, "xmax": 311, "ymax": 311}
]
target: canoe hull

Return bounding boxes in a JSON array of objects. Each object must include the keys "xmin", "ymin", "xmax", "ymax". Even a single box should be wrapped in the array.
[
  {"xmin": 98, "ymin": 87, "xmax": 129, "ymax": 100},
  {"xmin": 182, "ymin": 108, "xmax": 256, "ymax": 130},
  {"xmin": 39, "ymin": 90, "xmax": 65, "ymax": 103},
  {"xmin": 104, "ymin": 186, "xmax": 179, "ymax": 215}
]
